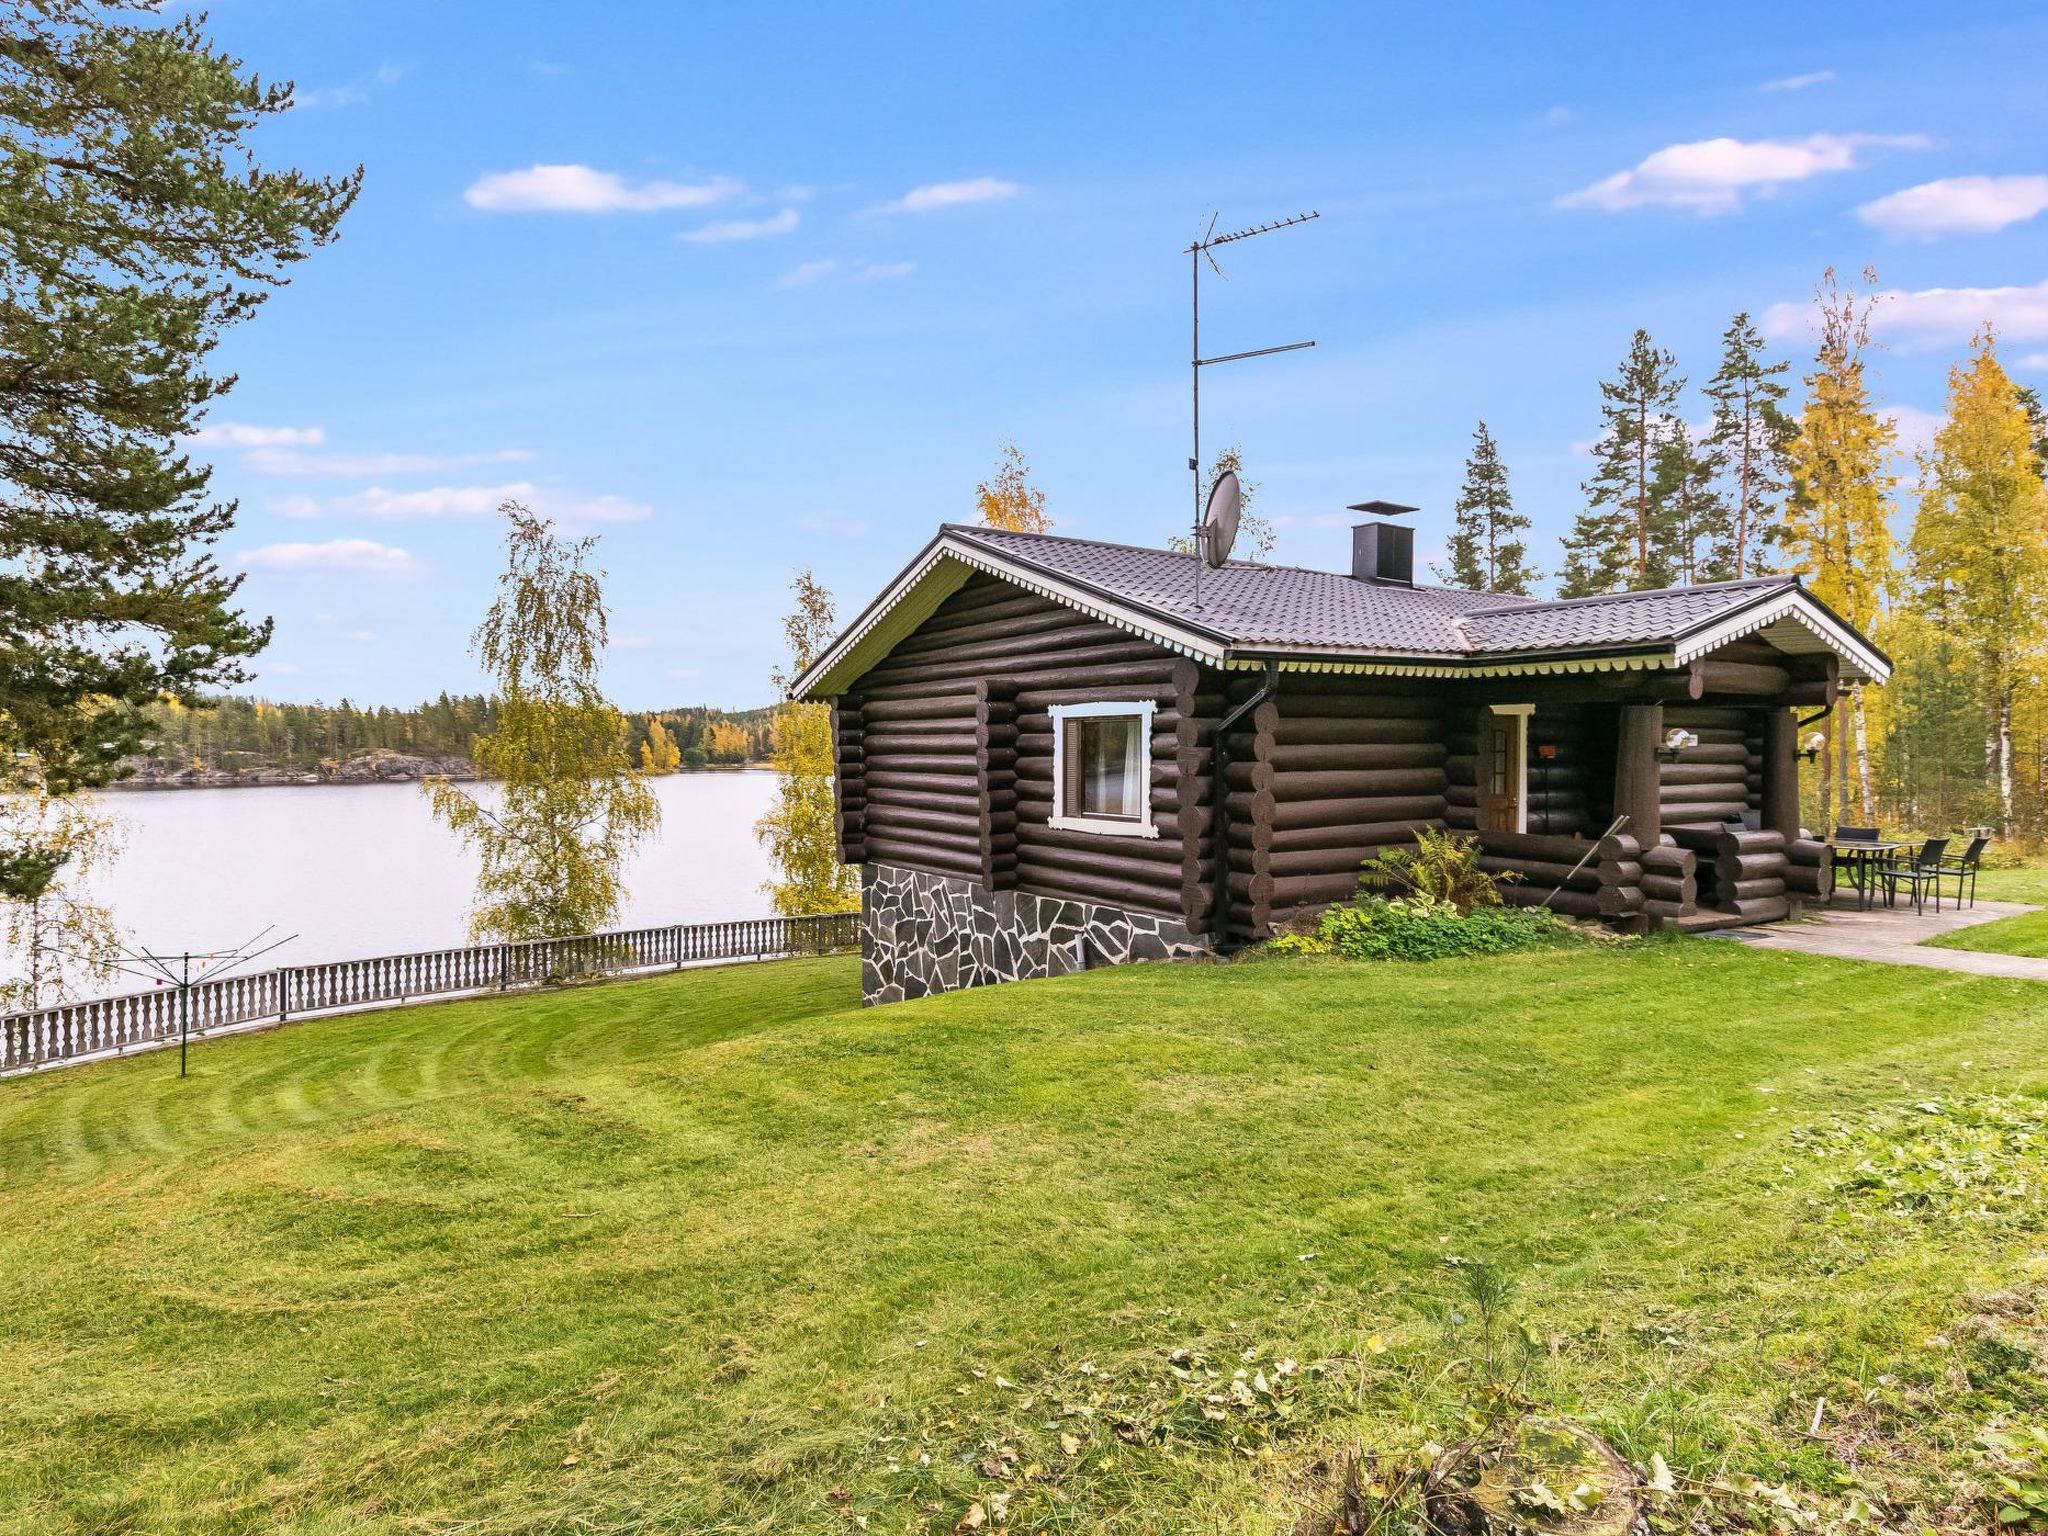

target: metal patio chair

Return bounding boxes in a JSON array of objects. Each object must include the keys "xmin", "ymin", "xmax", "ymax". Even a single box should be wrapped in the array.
[
  {"xmin": 1933, "ymin": 834, "xmax": 1990, "ymax": 909},
  {"xmin": 1876, "ymin": 837, "xmax": 1949, "ymax": 915}
]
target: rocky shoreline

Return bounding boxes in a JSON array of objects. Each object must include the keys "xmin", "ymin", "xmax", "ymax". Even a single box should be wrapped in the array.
[{"xmin": 108, "ymin": 751, "xmax": 480, "ymax": 790}]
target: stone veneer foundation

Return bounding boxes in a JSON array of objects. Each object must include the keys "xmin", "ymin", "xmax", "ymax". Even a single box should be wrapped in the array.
[{"xmin": 860, "ymin": 863, "xmax": 1208, "ymax": 1006}]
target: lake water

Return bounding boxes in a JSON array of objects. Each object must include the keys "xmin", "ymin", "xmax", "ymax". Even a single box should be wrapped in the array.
[{"xmin": 57, "ymin": 772, "xmax": 783, "ymax": 992}]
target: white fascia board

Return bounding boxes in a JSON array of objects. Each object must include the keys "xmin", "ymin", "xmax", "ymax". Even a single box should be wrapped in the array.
[
  {"xmin": 791, "ymin": 533, "xmax": 1228, "ymax": 698},
  {"xmin": 1673, "ymin": 590, "xmax": 1890, "ymax": 683},
  {"xmin": 1223, "ymin": 650, "xmax": 1676, "ymax": 679}
]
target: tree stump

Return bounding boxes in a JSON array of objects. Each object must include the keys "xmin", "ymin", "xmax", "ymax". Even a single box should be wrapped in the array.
[{"xmin": 1424, "ymin": 1419, "xmax": 1645, "ymax": 1536}]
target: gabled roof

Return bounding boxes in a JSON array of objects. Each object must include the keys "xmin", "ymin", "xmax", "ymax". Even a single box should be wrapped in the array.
[{"xmin": 790, "ymin": 525, "xmax": 1890, "ymax": 698}]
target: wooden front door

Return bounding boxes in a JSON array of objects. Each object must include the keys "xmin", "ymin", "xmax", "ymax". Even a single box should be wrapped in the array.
[{"xmin": 1475, "ymin": 707, "xmax": 1528, "ymax": 834}]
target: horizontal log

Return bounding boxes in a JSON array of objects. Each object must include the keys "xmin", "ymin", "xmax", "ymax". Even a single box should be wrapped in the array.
[
  {"xmin": 1013, "ymin": 868, "xmax": 1188, "ymax": 918},
  {"xmin": 1262, "ymin": 817, "xmax": 1440, "ymax": 853},
  {"xmin": 1640, "ymin": 873, "xmax": 1695, "ymax": 902},
  {"xmin": 1657, "ymin": 761, "xmax": 1751, "ymax": 787},
  {"xmin": 1719, "ymin": 851, "xmax": 1790, "ymax": 882},
  {"xmin": 1263, "ymin": 742, "xmax": 1447, "ymax": 773},
  {"xmin": 861, "ymin": 693, "xmax": 979, "ymax": 723},
  {"xmin": 1716, "ymin": 830, "xmax": 1787, "ymax": 857},
  {"xmin": 864, "ymin": 784, "xmax": 979, "ymax": 813},
  {"xmin": 1785, "ymin": 865, "xmax": 1835, "ymax": 898},
  {"xmin": 1719, "ymin": 877, "xmax": 1788, "ymax": 902},
  {"xmin": 1596, "ymin": 833, "xmax": 1643, "ymax": 861},
  {"xmin": 1228, "ymin": 764, "xmax": 1447, "ymax": 801},
  {"xmin": 1475, "ymin": 830, "xmax": 1595, "ymax": 863},
  {"xmin": 1232, "ymin": 870, "xmax": 1358, "ymax": 910},
  {"xmin": 1718, "ymin": 896, "xmax": 1791, "ymax": 923},
  {"xmin": 864, "ymin": 840, "xmax": 984, "ymax": 879},
  {"xmin": 1479, "ymin": 855, "xmax": 1597, "ymax": 891},
  {"xmin": 1249, "ymin": 793, "xmax": 1448, "ymax": 831},
  {"xmin": 1270, "ymin": 717, "xmax": 1440, "ymax": 747},
  {"xmin": 1641, "ymin": 846, "xmax": 1697, "ymax": 877},
  {"xmin": 1596, "ymin": 859, "xmax": 1644, "ymax": 885},
  {"xmin": 1693, "ymin": 659, "xmax": 1791, "ymax": 696},
  {"xmin": 1662, "ymin": 804, "xmax": 1749, "ymax": 827},
  {"xmin": 1596, "ymin": 885, "xmax": 1644, "ymax": 916},
  {"xmin": 1444, "ymin": 806, "xmax": 1478, "ymax": 830},
  {"xmin": 887, "ymin": 604, "xmax": 1099, "ymax": 656},
  {"xmin": 1261, "ymin": 693, "xmax": 1443, "ymax": 721},
  {"xmin": 1666, "ymin": 706, "xmax": 1758, "ymax": 730},
  {"xmin": 1659, "ymin": 781, "xmax": 1749, "ymax": 805},
  {"xmin": 1010, "ymin": 674, "xmax": 1182, "ymax": 709},
  {"xmin": 1016, "ymin": 824, "xmax": 1184, "ymax": 865}
]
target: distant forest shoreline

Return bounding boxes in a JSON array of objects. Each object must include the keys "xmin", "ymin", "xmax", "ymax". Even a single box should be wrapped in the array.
[{"xmin": 113, "ymin": 694, "xmax": 780, "ymax": 790}]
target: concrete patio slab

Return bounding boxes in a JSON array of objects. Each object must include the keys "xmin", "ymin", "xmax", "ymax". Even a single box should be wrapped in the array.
[{"xmin": 1721, "ymin": 898, "xmax": 2048, "ymax": 981}]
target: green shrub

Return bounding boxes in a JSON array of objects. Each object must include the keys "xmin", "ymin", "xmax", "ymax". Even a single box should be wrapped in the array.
[
  {"xmin": 1356, "ymin": 828, "xmax": 1515, "ymax": 913},
  {"xmin": 1270, "ymin": 895, "xmax": 1580, "ymax": 963}
]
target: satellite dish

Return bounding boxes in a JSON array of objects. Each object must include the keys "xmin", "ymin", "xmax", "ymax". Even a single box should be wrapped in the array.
[{"xmin": 1200, "ymin": 468, "xmax": 1241, "ymax": 569}]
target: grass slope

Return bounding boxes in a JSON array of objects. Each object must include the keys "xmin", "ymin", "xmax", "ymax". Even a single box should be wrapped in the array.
[
  {"xmin": 1926, "ymin": 865, "xmax": 2048, "ymax": 958},
  {"xmin": 4, "ymin": 944, "xmax": 2048, "ymax": 1532}
]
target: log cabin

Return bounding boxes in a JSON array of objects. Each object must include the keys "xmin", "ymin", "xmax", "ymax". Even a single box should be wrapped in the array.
[{"xmin": 790, "ymin": 507, "xmax": 1888, "ymax": 1004}]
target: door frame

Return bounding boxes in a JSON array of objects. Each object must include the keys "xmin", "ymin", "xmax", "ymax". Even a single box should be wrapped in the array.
[{"xmin": 1478, "ymin": 704, "xmax": 1532, "ymax": 835}]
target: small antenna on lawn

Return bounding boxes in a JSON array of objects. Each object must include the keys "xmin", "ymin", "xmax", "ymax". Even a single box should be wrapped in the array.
[{"xmin": 1189, "ymin": 209, "xmax": 1319, "ymax": 608}]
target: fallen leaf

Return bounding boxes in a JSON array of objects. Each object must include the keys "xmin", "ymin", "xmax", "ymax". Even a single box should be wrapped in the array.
[
  {"xmin": 1059, "ymin": 1432, "xmax": 1082, "ymax": 1457},
  {"xmin": 560, "ymin": 1453, "xmax": 580, "ymax": 1467}
]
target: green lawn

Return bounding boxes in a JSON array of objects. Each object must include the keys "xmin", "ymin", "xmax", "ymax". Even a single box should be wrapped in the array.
[
  {"xmin": 1926, "ymin": 863, "xmax": 2048, "ymax": 958},
  {"xmin": 5, "ymin": 942, "xmax": 2048, "ymax": 1533}
]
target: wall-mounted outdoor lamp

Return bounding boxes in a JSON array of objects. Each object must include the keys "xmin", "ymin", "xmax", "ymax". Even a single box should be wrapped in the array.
[
  {"xmin": 1654, "ymin": 727, "xmax": 1698, "ymax": 764},
  {"xmin": 1798, "ymin": 731, "xmax": 1825, "ymax": 764}
]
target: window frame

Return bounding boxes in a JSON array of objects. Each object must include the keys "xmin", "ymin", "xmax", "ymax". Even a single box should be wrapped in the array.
[{"xmin": 1047, "ymin": 699, "xmax": 1158, "ymax": 839}]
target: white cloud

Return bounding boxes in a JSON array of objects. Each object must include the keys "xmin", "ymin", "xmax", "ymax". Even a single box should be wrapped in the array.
[
  {"xmin": 2021, "ymin": 352, "xmax": 2048, "ymax": 370},
  {"xmin": 1556, "ymin": 132, "xmax": 1927, "ymax": 215},
  {"xmin": 1759, "ymin": 69, "xmax": 1836, "ymax": 92},
  {"xmin": 326, "ymin": 481, "xmax": 653, "ymax": 527},
  {"xmin": 1761, "ymin": 278, "xmax": 2048, "ymax": 350},
  {"xmin": 1764, "ymin": 276, "xmax": 2048, "ymax": 350},
  {"xmin": 774, "ymin": 258, "xmax": 838, "ymax": 290},
  {"xmin": 1882, "ymin": 404, "xmax": 1943, "ymax": 457},
  {"xmin": 1539, "ymin": 105, "xmax": 1574, "ymax": 127},
  {"xmin": 464, "ymin": 164, "xmax": 743, "ymax": 214},
  {"xmin": 879, "ymin": 176, "xmax": 1021, "ymax": 214},
  {"xmin": 243, "ymin": 445, "xmax": 535, "ymax": 477},
  {"xmin": 666, "ymin": 667, "xmax": 702, "ymax": 681},
  {"xmin": 799, "ymin": 509, "xmax": 871, "ymax": 537},
  {"xmin": 189, "ymin": 422, "xmax": 326, "ymax": 449},
  {"xmin": 1857, "ymin": 175, "xmax": 2048, "ymax": 239},
  {"xmin": 237, "ymin": 539, "xmax": 422, "ymax": 580},
  {"xmin": 270, "ymin": 496, "xmax": 321, "ymax": 520},
  {"xmin": 612, "ymin": 634, "xmax": 653, "ymax": 650},
  {"xmin": 294, "ymin": 61, "xmax": 406, "ymax": 111},
  {"xmin": 679, "ymin": 208, "xmax": 799, "ymax": 244},
  {"xmin": 857, "ymin": 260, "xmax": 917, "ymax": 281}
]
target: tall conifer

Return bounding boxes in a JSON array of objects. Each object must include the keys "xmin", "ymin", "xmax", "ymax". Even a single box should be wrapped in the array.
[
  {"xmin": 1703, "ymin": 313, "xmax": 1796, "ymax": 579},
  {"xmin": 1560, "ymin": 330, "xmax": 1684, "ymax": 595},
  {"xmin": 1441, "ymin": 422, "xmax": 1536, "ymax": 595}
]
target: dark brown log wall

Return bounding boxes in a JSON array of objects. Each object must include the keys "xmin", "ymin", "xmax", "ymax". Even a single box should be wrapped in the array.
[
  {"xmin": 1232, "ymin": 674, "xmax": 1449, "ymax": 937},
  {"xmin": 846, "ymin": 574, "xmax": 1212, "ymax": 929},
  {"xmin": 1660, "ymin": 704, "xmax": 1763, "ymax": 830}
]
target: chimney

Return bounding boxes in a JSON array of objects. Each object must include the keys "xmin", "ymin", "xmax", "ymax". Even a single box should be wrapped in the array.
[{"xmin": 1348, "ymin": 500, "xmax": 1418, "ymax": 587}]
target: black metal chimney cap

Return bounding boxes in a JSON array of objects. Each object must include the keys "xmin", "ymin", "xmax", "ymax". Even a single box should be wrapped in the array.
[{"xmin": 1347, "ymin": 500, "xmax": 1418, "ymax": 517}]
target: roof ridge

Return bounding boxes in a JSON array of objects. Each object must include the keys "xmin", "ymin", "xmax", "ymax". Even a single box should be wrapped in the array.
[{"xmin": 1466, "ymin": 574, "xmax": 1796, "ymax": 617}]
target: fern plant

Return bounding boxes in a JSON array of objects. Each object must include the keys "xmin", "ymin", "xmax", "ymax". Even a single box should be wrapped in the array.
[{"xmin": 1357, "ymin": 828, "xmax": 1515, "ymax": 914}]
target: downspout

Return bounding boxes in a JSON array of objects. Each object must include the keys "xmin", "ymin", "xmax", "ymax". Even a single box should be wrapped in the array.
[{"xmin": 1211, "ymin": 658, "xmax": 1279, "ymax": 956}]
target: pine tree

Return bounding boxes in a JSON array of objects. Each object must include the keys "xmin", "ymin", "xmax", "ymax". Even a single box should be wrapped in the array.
[
  {"xmin": 1561, "ymin": 330, "xmax": 1685, "ymax": 596},
  {"xmin": 1907, "ymin": 329, "xmax": 2048, "ymax": 835},
  {"xmin": 1440, "ymin": 422, "xmax": 1536, "ymax": 594},
  {"xmin": 755, "ymin": 571, "xmax": 860, "ymax": 915},
  {"xmin": 1703, "ymin": 312, "xmax": 1797, "ymax": 579},
  {"xmin": 1653, "ymin": 425, "xmax": 1733, "ymax": 585},
  {"xmin": 976, "ymin": 441, "xmax": 1050, "ymax": 533},
  {"xmin": 1782, "ymin": 267, "xmax": 1897, "ymax": 827},
  {"xmin": 0, "ymin": 3, "xmax": 359, "ymax": 796}
]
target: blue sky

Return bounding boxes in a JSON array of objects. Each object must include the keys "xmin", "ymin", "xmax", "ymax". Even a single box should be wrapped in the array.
[{"xmin": 193, "ymin": 0, "xmax": 2048, "ymax": 708}]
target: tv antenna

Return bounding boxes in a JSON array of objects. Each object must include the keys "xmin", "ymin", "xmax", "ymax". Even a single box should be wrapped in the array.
[
  {"xmin": 1189, "ymin": 208, "xmax": 1319, "ymax": 607},
  {"xmin": 62, "ymin": 926, "xmax": 298, "ymax": 1076}
]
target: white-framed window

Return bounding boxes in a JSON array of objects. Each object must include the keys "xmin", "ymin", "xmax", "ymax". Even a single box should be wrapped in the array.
[{"xmin": 1048, "ymin": 699, "xmax": 1158, "ymax": 838}]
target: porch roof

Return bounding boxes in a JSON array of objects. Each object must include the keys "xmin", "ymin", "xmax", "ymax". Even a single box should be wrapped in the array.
[{"xmin": 791, "ymin": 525, "xmax": 1890, "ymax": 699}]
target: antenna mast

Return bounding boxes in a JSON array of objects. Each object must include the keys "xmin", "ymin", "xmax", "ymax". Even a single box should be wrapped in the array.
[{"xmin": 1189, "ymin": 209, "xmax": 1318, "ymax": 608}]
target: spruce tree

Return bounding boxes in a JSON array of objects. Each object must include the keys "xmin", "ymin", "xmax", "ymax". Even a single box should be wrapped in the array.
[
  {"xmin": 1703, "ymin": 313, "xmax": 1796, "ymax": 579},
  {"xmin": 1440, "ymin": 422, "xmax": 1537, "ymax": 595},
  {"xmin": 0, "ymin": 3, "xmax": 360, "ymax": 795},
  {"xmin": 1560, "ymin": 330, "xmax": 1684, "ymax": 595},
  {"xmin": 1653, "ymin": 425, "xmax": 1733, "ymax": 584}
]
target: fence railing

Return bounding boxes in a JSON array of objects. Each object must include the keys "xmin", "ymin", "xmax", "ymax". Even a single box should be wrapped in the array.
[{"xmin": 1, "ymin": 911, "xmax": 862, "ymax": 1075}]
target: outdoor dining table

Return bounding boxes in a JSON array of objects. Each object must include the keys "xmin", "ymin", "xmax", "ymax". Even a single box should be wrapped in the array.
[{"xmin": 1835, "ymin": 840, "xmax": 1910, "ymax": 911}]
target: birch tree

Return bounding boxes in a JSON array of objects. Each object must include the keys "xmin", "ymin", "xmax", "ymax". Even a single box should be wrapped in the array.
[
  {"xmin": 426, "ymin": 504, "xmax": 658, "ymax": 942},
  {"xmin": 756, "ymin": 571, "xmax": 860, "ymax": 914},
  {"xmin": 976, "ymin": 441, "xmax": 1051, "ymax": 533},
  {"xmin": 1781, "ymin": 268, "xmax": 1896, "ymax": 828},
  {"xmin": 1907, "ymin": 330, "xmax": 2048, "ymax": 834},
  {"xmin": 1170, "ymin": 446, "xmax": 1276, "ymax": 561},
  {"xmin": 0, "ymin": 786, "xmax": 123, "ymax": 1011}
]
